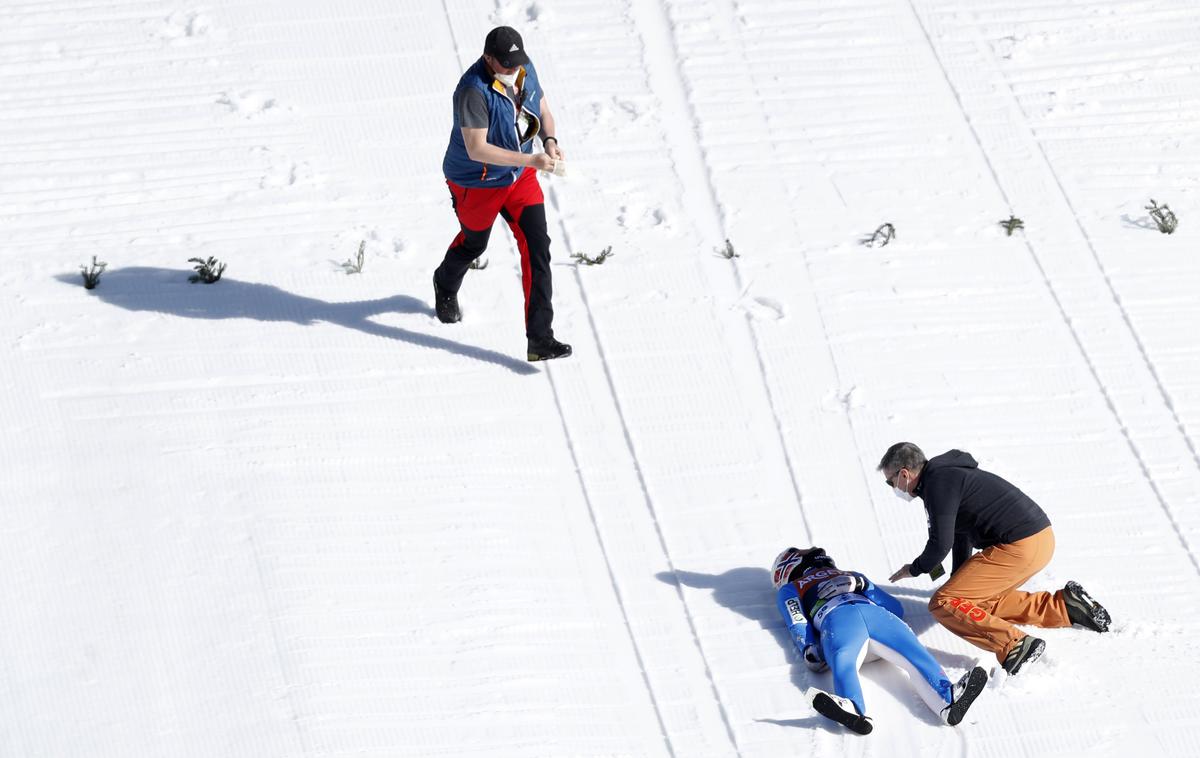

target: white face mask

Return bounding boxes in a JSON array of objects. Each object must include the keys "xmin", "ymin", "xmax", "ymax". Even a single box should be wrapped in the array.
[
  {"xmin": 494, "ymin": 71, "xmax": 518, "ymax": 88},
  {"xmin": 892, "ymin": 471, "xmax": 914, "ymax": 502}
]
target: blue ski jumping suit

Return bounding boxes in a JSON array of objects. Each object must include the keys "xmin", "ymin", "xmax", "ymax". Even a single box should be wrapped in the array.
[{"xmin": 776, "ymin": 566, "xmax": 957, "ymax": 717}]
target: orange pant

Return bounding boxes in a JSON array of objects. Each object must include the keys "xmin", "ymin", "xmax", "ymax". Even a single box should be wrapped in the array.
[{"xmin": 929, "ymin": 527, "xmax": 1071, "ymax": 662}]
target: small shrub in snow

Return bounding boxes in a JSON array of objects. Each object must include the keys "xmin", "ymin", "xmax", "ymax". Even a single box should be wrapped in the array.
[
  {"xmin": 188, "ymin": 256, "xmax": 226, "ymax": 284},
  {"xmin": 716, "ymin": 238, "xmax": 738, "ymax": 259},
  {"xmin": 862, "ymin": 223, "xmax": 895, "ymax": 247},
  {"xmin": 1146, "ymin": 199, "xmax": 1178, "ymax": 234},
  {"xmin": 1000, "ymin": 216, "xmax": 1025, "ymax": 236},
  {"xmin": 341, "ymin": 240, "xmax": 365, "ymax": 274},
  {"xmin": 468, "ymin": 256, "xmax": 489, "ymax": 270},
  {"xmin": 80, "ymin": 256, "xmax": 107, "ymax": 290},
  {"xmin": 572, "ymin": 246, "xmax": 614, "ymax": 266}
]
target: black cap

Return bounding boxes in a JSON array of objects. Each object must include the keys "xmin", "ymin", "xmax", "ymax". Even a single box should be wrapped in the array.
[{"xmin": 484, "ymin": 26, "xmax": 530, "ymax": 68}]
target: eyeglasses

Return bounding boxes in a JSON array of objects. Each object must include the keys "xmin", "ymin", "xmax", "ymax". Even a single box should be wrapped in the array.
[{"xmin": 885, "ymin": 470, "xmax": 901, "ymax": 488}]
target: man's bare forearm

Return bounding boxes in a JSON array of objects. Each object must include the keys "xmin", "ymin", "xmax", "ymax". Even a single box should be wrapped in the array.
[{"xmin": 463, "ymin": 129, "xmax": 531, "ymax": 167}]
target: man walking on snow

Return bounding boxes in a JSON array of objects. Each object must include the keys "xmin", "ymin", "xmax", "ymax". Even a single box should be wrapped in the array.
[
  {"xmin": 434, "ymin": 25, "xmax": 571, "ymax": 362},
  {"xmin": 879, "ymin": 442, "xmax": 1112, "ymax": 675}
]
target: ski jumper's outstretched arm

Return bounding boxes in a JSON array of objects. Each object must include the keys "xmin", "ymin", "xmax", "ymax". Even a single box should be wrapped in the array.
[
  {"xmin": 855, "ymin": 573, "xmax": 905, "ymax": 618},
  {"xmin": 776, "ymin": 583, "xmax": 816, "ymax": 654},
  {"xmin": 777, "ymin": 581, "xmax": 828, "ymax": 674}
]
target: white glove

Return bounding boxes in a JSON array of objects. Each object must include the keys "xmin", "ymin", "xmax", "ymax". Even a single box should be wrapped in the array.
[
  {"xmin": 803, "ymin": 645, "xmax": 828, "ymax": 673},
  {"xmin": 817, "ymin": 574, "xmax": 865, "ymax": 601}
]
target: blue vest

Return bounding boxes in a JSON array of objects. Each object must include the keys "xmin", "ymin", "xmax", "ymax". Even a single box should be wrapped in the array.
[{"xmin": 443, "ymin": 58, "xmax": 544, "ymax": 188}]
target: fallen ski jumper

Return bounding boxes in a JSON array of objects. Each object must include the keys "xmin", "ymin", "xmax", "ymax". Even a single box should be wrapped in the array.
[{"xmin": 772, "ymin": 546, "xmax": 988, "ymax": 734}]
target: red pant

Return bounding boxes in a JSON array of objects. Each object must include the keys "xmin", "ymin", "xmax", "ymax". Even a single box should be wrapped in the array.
[{"xmin": 435, "ymin": 168, "xmax": 554, "ymax": 340}]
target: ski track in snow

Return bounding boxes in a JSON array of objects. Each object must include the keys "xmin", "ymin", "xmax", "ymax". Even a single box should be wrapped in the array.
[
  {"xmin": 3, "ymin": 0, "xmax": 1200, "ymax": 756},
  {"xmin": 906, "ymin": 0, "xmax": 1200, "ymax": 577}
]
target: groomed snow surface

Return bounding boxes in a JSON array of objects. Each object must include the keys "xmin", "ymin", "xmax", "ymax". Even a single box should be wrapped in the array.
[{"xmin": 3, "ymin": 0, "xmax": 1200, "ymax": 756}]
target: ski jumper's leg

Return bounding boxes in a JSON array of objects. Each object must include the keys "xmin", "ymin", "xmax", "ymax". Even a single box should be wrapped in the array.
[
  {"xmin": 500, "ymin": 168, "xmax": 554, "ymax": 340},
  {"xmin": 861, "ymin": 604, "xmax": 953, "ymax": 716},
  {"xmin": 929, "ymin": 527, "xmax": 1069, "ymax": 663},
  {"xmin": 435, "ymin": 180, "xmax": 506, "ymax": 294},
  {"xmin": 819, "ymin": 606, "xmax": 871, "ymax": 716}
]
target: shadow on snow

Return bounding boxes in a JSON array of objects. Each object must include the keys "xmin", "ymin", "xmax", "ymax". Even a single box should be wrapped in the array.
[{"xmin": 61, "ymin": 267, "xmax": 538, "ymax": 375}]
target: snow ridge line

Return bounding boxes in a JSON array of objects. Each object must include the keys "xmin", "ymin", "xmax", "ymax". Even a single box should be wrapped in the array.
[
  {"xmin": 994, "ymin": 48, "xmax": 1200, "ymax": 476},
  {"xmin": 547, "ymin": 185, "xmax": 737, "ymax": 757},
  {"xmin": 438, "ymin": 0, "xmax": 465, "ymax": 72},
  {"xmin": 247, "ymin": 531, "xmax": 312, "ymax": 756},
  {"xmin": 635, "ymin": 0, "xmax": 815, "ymax": 543},
  {"xmin": 901, "ymin": 0, "xmax": 1200, "ymax": 576},
  {"xmin": 644, "ymin": 0, "xmax": 895, "ymax": 572},
  {"xmin": 730, "ymin": 263, "xmax": 818, "ymax": 544},
  {"xmin": 439, "ymin": 5, "xmax": 684, "ymax": 752},
  {"xmin": 716, "ymin": 0, "xmax": 897, "ymax": 568},
  {"xmin": 540, "ymin": 361, "xmax": 678, "ymax": 758}
]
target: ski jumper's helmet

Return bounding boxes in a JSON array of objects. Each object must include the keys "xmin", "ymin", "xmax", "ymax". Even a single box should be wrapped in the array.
[
  {"xmin": 771, "ymin": 547, "xmax": 836, "ymax": 589},
  {"xmin": 798, "ymin": 547, "xmax": 835, "ymax": 575}
]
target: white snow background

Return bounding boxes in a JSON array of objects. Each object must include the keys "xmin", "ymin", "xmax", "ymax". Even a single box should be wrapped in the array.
[{"xmin": 3, "ymin": 0, "xmax": 1199, "ymax": 756}]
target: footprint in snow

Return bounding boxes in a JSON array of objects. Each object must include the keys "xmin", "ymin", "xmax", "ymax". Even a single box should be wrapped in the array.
[
  {"xmin": 160, "ymin": 11, "xmax": 212, "ymax": 41},
  {"xmin": 737, "ymin": 295, "xmax": 785, "ymax": 322},
  {"xmin": 820, "ymin": 386, "xmax": 864, "ymax": 413},
  {"xmin": 216, "ymin": 90, "xmax": 278, "ymax": 118},
  {"xmin": 617, "ymin": 203, "xmax": 669, "ymax": 230}
]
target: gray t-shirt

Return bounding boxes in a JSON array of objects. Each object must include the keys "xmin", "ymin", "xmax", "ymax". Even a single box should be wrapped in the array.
[
  {"xmin": 456, "ymin": 83, "xmax": 525, "ymax": 125},
  {"xmin": 455, "ymin": 87, "xmax": 491, "ymax": 129},
  {"xmin": 456, "ymin": 82, "xmax": 534, "ymax": 143}
]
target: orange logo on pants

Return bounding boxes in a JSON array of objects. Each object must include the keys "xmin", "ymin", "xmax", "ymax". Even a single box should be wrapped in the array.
[{"xmin": 948, "ymin": 597, "xmax": 987, "ymax": 623}]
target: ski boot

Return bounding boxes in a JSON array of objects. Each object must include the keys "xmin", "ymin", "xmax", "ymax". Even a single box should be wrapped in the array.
[
  {"xmin": 942, "ymin": 666, "xmax": 988, "ymax": 726},
  {"xmin": 808, "ymin": 688, "xmax": 872, "ymax": 735}
]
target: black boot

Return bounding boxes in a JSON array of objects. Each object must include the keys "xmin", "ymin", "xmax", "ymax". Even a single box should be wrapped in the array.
[
  {"xmin": 809, "ymin": 689, "xmax": 872, "ymax": 735},
  {"xmin": 433, "ymin": 273, "xmax": 461, "ymax": 324},
  {"xmin": 1063, "ymin": 581, "xmax": 1111, "ymax": 632},
  {"xmin": 942, "ymin": 666, "xmax": 988, "ymax": 726},
  {"xmin": 527, "ymin": 336, "xmax": 572, "ymax": 362}
]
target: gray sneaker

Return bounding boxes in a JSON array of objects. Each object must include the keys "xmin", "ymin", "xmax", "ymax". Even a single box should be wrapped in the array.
[
  {"xmin": 1002, "ymin": 635, "xmax": 1045, "ymax": 675},
  {"xmin": 1063, "ymin": 581, "xmax": 1110, "ymax": 633}
]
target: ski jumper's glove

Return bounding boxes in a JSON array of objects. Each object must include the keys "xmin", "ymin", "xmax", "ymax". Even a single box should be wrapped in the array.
[
  {"xmin": 816, "ymin": 574, "xmax": 866, "ymax": 601},
  {"xmin": 803, "ymin": 645, "xmax": 828, "ymax": 673}
]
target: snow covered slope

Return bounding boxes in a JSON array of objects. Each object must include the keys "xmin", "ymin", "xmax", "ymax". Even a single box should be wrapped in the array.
[{"xmin": 3, "ymin": 0, "xmax": 1200, "ymax": 756}]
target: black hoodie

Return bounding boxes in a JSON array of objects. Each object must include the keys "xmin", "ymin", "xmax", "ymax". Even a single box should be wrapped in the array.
[{"xmin": 911, "ymin": 450, "xmax": 1051, "ymax": 575}]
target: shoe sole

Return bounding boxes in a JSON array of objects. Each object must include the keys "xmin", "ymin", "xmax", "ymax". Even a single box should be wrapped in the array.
[
  {"xmin": 1065, "ymin": 582, "xmax": 1111, "ymax": 632},
  {"xmin": 527, "ymin": 349, "xmax": 573, "ymax": 362},
  {"xmin": 812, "ymin": 692, "xmax": 873, "ymax": 735},
  {"xmin": 945, "ymin": 667, "xmax": 988, "ymax": 726}
]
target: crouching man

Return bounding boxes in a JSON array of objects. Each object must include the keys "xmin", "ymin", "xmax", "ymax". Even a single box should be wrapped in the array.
[{"xmin": 879, "ymin": 443, "xmax": 1111, "ymax": 675}]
